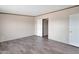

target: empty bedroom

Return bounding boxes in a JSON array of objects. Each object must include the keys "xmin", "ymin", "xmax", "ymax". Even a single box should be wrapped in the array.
[{"xmin": 0, "ymin": 5, "xmax": 79, "ymax": 54}]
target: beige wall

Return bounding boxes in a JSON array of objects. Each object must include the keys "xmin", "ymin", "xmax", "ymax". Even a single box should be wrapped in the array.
[
  {"xmin": 0, "ymin": 14, "xmax": 35, "ymax": 42},
  {"xmin": 35, "ymin": 6, "xmax": 79, "ymax": 43}
]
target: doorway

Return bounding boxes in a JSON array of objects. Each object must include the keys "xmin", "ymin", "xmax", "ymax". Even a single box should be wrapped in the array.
[
  {"xmin": 42, "ymin": 19, "xmax": 48, "ymax": 39},
  {"xmin": 69, "ymin": 13, "xmax": 79, "ymax": 47}
]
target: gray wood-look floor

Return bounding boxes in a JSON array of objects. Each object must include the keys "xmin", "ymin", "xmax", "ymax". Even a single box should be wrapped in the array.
[{"xmin": 0, "ymin": 35, "xmax": 79, "ymax": 54}]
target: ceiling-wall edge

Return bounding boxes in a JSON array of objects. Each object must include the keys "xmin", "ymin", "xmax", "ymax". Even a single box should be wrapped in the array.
[
  {"xmin": 0, "ymin": 12, "xmax": 35, "ymax": 17},
  {"xmin": 36, "ymin": 5, "xmax": 79, "ymax": 17}
]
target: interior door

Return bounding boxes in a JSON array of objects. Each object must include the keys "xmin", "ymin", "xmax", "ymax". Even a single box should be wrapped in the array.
[{"xmin": 69, "ymin": 13, "xmax": 79, "ymax": 47}]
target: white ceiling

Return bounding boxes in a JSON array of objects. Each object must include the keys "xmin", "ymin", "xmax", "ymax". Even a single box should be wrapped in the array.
[{"xmin": 0, "ymin": 5, "xmax": 73, "ymax": 16}]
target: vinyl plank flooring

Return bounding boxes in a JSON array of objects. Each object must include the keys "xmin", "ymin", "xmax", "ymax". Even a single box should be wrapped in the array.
[{"xmin": 0, "ymin": 35, "xmax": 79, "ymax": 54}]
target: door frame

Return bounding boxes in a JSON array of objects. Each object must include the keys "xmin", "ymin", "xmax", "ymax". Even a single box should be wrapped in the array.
[{"xmin": 42, "ymin": 18, "xmax": 48, "ymax": 37}]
